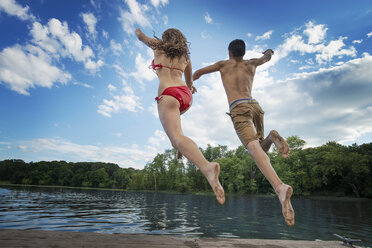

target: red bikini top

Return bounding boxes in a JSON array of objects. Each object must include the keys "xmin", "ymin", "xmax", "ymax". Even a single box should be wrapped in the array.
[{"xmin": 149, "ymin": 59, "xmax": 183, "ymax": 72}]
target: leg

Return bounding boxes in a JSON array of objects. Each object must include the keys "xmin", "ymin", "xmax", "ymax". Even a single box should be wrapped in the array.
[
  {"xmin": 157, "ymin": 96, "xmax": 225, "ymax": 204},
  {"xmin": 246, "ymin": 140, "xmax": 295, "ymax": 226},
  {"xmin": 260, "ymin": 130, "xmax": 290, "ymax": 158}
]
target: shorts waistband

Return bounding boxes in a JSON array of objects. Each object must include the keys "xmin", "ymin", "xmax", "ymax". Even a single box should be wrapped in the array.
[{"xmin": 229, "ymin": 98, "xmax": 258, "ymax": 112}]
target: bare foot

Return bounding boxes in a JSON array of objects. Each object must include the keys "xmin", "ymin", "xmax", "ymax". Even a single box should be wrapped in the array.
[
  {"xmin": 270, "ymin": 130, "xmax": 290, "ymax": 158},
  {"xmin": 275, "ymin": 184, "xmax": 295, "ymax": 226},
  {"xmin": 205, "ymin": 162, "xmax": 225, "ymax": 205}
]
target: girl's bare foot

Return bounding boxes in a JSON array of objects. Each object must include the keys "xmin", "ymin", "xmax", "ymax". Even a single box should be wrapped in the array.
[
  {"xmin": 270, "ymin": 130, "xmax": 290, "ymax": 158},
  {"xmin": 275, "ymin": 183, "xmax": 295, "ymax": 226},
  {"xmin": 205, "ymin": 162, "xmax": 225, "ymax": 205}
]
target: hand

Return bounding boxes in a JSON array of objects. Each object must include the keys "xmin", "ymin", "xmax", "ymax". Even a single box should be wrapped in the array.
[
  {"xmin": 189, "ymin": 85, "xmax": 197, "ymax": 94},
  {"xmin": 135, "ymin": 28, "xmax": 142, "ymax": 37},
  {"xmin": 263, "ymin": 49, "xmax": 274, "ymax": 56}
]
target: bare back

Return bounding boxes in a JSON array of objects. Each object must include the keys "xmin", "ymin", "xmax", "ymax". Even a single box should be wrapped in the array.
[
  {"xmin": 153, "ymin": 50, "xmax": 188, "ymax": 95},
  {"xmin": 193, "ymin": 50, "xmax": 272, "ymax": 105},
  {"xmin": 218, "ymin": 59, "xmax": 257, "ymax": 104},
  {"xmin": 135, "ymin": 28, "xmax": 193, "ymax": 96}
]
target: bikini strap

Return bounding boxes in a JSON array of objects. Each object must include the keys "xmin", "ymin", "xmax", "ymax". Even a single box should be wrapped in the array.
[{"xmin": 149, "ymin": 59, "xmax": 183, "ymax": 72}]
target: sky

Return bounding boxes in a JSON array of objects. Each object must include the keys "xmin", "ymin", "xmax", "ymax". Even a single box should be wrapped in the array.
[{"xmin": 0, "ymin": 0, "xmax": 372, "ymax": 169}]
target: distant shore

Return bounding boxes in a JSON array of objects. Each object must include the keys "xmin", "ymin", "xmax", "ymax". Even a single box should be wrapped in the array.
[{"xmin": 1, "ymin": 183, "xmax": 369, "ymax": 200}]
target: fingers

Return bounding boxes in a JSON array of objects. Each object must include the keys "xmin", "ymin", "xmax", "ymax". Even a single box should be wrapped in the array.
[{"xmin": 263, "ymin": 49, "xmax": 274, "ymax": 55}]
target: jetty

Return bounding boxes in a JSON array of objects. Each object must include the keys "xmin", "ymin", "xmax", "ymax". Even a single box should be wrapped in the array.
[{"xmin": 0, "ymin": 229, "xmax": 352, "ymax": 248}]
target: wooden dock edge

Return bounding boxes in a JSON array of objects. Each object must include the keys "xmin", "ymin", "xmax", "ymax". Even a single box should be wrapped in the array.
[{"xmin": 0, "ymin": 229, "xmax": 351, "ymax": 248}]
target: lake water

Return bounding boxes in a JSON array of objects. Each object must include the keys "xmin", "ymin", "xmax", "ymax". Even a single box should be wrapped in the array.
[{"xmin": 1, "ymin": 186, "xmax": 371, "ymax": 247}]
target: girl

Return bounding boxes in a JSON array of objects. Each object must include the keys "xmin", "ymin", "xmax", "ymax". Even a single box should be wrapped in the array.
[{"xmin": 135, "ymin": 28, "xmax": 224, "ymax": 204}]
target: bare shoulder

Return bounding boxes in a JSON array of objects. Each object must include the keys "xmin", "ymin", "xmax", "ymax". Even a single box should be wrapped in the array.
[
  {"xmin": 245, "ymin": 58, "xmax": 257, "ymax": 64},
  {"xmin": 244, "ymin": 58, "xmax": 261, "ymax": 67},
  {"xmin": 217, "ymin": 59, "xmax": 233, "ymax": 67}
]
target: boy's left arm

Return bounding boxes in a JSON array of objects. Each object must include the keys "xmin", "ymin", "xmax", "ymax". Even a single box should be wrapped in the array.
[{"xmin": 250, "ymin": 49, "xmax": 274, "ymax": 66}]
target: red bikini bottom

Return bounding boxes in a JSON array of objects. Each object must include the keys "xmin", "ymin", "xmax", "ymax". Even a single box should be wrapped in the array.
[{"xmin": 155, "ymin": 86, "xmax": 192, "ymax": 113}]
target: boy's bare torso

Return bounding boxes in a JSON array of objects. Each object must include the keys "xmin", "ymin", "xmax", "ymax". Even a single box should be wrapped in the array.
[{"xmin": 217, "ymin": 58, "xmax": 257, "ymax": 105}]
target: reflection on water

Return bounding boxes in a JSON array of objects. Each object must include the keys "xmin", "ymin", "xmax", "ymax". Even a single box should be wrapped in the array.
[{"xmin": 0, "ymin": 186, "xmax": 371, "ymax": 247}]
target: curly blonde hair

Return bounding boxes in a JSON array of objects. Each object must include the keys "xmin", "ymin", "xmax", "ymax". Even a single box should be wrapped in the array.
[{"xmin": 149, "ymin": 28, "xmax": 190, "ymax": 61}]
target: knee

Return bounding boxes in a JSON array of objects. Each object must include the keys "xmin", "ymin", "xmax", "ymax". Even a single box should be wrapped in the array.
[
  {"xmin": 247, "ymin": 141, "xmax": 268, "ymax": 158},
  {"xmin": 170, "ymin": 135, "xmax": 184, "ymax": 149},
  {"xmin": 247, "ymin": 141, "xmax": 259, "ymax": 155}
]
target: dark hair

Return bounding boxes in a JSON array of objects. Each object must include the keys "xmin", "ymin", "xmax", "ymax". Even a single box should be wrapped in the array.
[
  {"xmin": 228, "ymin": 39, "xmax": 246, "ymax": 57},
  {"xmin": 149, "ymin": 28, "xmax": 190, "ymax": 61}
]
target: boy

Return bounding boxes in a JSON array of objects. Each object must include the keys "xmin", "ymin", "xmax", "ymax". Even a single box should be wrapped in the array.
[{"xmin": 193, "ymin": 39, "xmax": 294, "ymax": 226}]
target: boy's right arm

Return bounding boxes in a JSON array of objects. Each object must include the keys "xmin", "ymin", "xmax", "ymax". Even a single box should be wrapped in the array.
[{"xmin": 193, "ymin": 62, "xmax": 221, "ymax": 81}]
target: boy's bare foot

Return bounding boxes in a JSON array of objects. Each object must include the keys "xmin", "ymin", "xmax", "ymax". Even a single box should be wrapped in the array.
[
  {"xmin": 275, "ymin": 183, "xmax": 295, "ymax": 226},
  {"xmin": 205, "ymin": 162, "xmax": 225, "ymax": 205},
  {"xmin": 270, "ymin": 130, "xmax": 290, "ymax": 158}
]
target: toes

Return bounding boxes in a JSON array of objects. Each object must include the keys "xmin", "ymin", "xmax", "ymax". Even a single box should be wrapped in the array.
[{"xmin": 215, "ymin": 184, "xmax": 225, "ymax": 205}]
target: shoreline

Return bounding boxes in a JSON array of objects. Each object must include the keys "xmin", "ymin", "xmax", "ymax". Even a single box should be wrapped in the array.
[
  {"xmin": 0, "ymin": 229, "xmax": 351, "ymax": 248},
  {"xmin": 1, "ymin": 183, "xmax": 368, "ymax": 199}
]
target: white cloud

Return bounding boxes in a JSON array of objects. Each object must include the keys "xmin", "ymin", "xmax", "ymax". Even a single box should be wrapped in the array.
[
  {"xmin": 97, "ymin": 80, "xmax": 143, "ymax": 117},
  {"xmin": 102, "ymin": 30, "xmax": 109, "ymax": 39},
  {"xmin": 110, "ymin": 39, "xmax": 123, "ymax": 56},
  {"xmin": 261, "ymin": 53, "xmax": 372, "ymax": 146},
  {"xmin": 148, "ymin": 102, "xmax": 159, "ymax": 118},
  {"xmin": 299, "ymin": 65, "xmax": 313, "ymax": 70},
  {"xmin": 0, "ymin": 45, "xmax": 71, "ymax": 95},
  {"xmin": 303, "ymin": 21, "xmax": 327, "ymax": 44},
  {"xmin": 129, "ymin": 49, "xmax": 157, "ymax": 85},
  {"xmin": 31, "ymin": 19, "xmax": 104, "ymax": 73},
  {"xmin": 84, "ymin": 58, "xmax": 104, "ymax": 73},
  {"xmin": 201, "ymin": 31, "xmax": 211, "ymax": 39},
  {"xmin": 17, "ymin": 138, "xmax": 156, "ymax": 169},
  {"xmin": 73, "ymin": 81, "xmax": 92, "ymax": 88},
  {"xmin": 0, "ymin": 15, "xmax": 105, "ymax": 94},
  {"xmin": 367, "ymin": 31, "xmax": 372, "ymax": 38},
  {"xmin": 108, "ymin": 83, "xmax": 117, "ymax": 92},
  {"xmin": 272, "ymin": 22, "xmax": 356, "ymax": 66},
  {"xmin": 204, "ymin": 12, "xmax": 213, "ymax": 24},
  {"xmin": 255, "ymin": 30, "xmax": 273, "ymax": 41},
  {"xmin": 81, "ymin": 12, "xmax": 98, "ymax": 39},
  {"xmin": 352, "ymin": 39, "xmax": 363, "ymax": 44},
  {"xmin": 118, "ymin": 0, "xmax": 151, "ymax": 35},
  {"xmin": 0, "ymin": 0, "xmax": 35, "ymax": 21},
  {"xmin": 163, "ymin": 15, "xmax": 168, "ymax": 25},
  {"xmin": 150, "ymin": 0, "xmax": 168, "ymax": 8},
  {"xmin": 315, "ymin": 37, "xmax": 356, "ymax": 64},
  {"xmin": 146, "ymin": 129, "xmax": 168, "ymax": 151},
  {"xmin": 247, "ymin": 33, "xmax": 252, "ymax": 38},
  {"xmin": 114, "ymin": 132, "xmax": 122, "ymax": 137},
  {"xmin": 47, "ymin": 19, "xmax": 92, "ymax": 62}
]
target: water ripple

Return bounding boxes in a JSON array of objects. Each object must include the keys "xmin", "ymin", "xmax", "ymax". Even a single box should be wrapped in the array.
[{"xmin": 0, "ymin": 186, "xmax": 371, "ymax": 247}]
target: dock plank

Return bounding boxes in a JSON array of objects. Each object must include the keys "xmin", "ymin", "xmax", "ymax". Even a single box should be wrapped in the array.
[{"xmin": 0, "ymin": 229, "xmax": 346, "ymax": 248}]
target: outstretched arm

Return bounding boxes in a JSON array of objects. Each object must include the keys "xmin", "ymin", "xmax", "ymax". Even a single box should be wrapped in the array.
[
  {"xmin": 193, "ymin": 62, "xmax": 221, "ymax": 81},
  {"xmin": 250, "ymin": 49, "xmax": 274, "ymax": 66},
  {"xmin": 135, "ymin": 28, "xmax": 157, "ymax": 47}
]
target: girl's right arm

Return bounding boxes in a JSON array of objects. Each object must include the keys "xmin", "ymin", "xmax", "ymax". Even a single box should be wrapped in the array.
[{"xmin": 135, "ymin": 28, "xmax": 157, "ymax": 47}]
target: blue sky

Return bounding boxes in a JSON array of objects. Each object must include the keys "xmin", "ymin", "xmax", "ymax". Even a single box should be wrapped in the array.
[{"xmin": 0, "ymin": 0, "xmax": 372, "ymax": 169}]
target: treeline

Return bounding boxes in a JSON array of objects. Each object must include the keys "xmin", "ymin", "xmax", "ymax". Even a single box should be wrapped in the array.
[{"xmin": 0, "ymin": 136, "xmax": 371, "ymax": 197}]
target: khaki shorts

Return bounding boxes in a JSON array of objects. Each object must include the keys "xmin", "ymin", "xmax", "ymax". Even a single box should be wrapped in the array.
[{"xmin": 228, "ymin": 100, "xmax": 264, "ymax": 147}]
